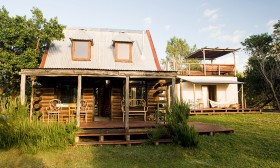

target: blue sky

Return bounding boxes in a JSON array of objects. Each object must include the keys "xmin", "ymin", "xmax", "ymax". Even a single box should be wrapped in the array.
[{"xmin": 1, "ymin": 0, "xmax": 279, "ymax": 71}]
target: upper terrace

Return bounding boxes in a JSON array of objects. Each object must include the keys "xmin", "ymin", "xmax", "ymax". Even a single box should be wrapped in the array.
[{"xmin": 164, "ymin": 48, "xmax": 240, "ymax": 76}]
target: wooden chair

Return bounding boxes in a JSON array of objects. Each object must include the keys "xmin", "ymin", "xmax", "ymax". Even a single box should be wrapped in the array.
[
  {"xmin": 68, "ymin": 103, "xmax": 77, "ymax": 122},
  {"xmin": 46, "ymin": 99, "xmax": 62, "ymax": 123},
  {"xmin": 80, "ymin": 100, "xmax": 88, "ymax": 123}
]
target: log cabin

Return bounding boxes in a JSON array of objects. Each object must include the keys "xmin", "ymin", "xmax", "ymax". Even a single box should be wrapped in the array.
[{"xmin": 20, "ymin": 27, "xmax": 177, "ymax": 127}]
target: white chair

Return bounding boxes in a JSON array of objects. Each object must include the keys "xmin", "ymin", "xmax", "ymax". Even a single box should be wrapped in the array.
[{"xmin": 46, "ymin": 99, "xmax": 62, "ymax": 123}]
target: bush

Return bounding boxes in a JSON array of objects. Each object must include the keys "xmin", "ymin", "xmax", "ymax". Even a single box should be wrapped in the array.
[
  {"xmin": 166, "ymin": 99, "xmax": 199, "ymax": 147},
  {"xmin": 0, "ymin": 97, "xmax": 77, "ymax": 153},
  {"xmin": 147, "ymin": 125, "xmax": 170, "ymax": 143}
]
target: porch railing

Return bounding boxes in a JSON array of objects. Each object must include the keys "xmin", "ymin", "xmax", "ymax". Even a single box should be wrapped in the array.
[{"xmin": 164, "ymin": 61, "xmax": 236, "ymax": 76}]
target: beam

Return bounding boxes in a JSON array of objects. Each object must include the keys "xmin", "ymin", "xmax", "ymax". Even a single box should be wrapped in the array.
[
  {"xmin": 193, "ymin": 83, "xmax": 196, "ymax": 112},
  {"xmin": 171, "ymin": 77, "xmax": 176, "ymax": 106},
  {"xmin": 241, "ymin": 83, "xmax": 244, "ymax": 112},
  {"xmin": 76, "ymin": 75, "xmax": 82, "ymax": 127},
  {"xmin": 233, "ymin": 52, "xmax": 237, "ymax": 76},
  {"xmin": 125, "ymin": 76, "xmax": 130, "ymax": 142},
  {"xmin": 20, "ymin": 74, "xmax": 26, "ymax": 105},
  {"xmin": 203, "ymin": 49, "xmax": 206, "ymax": 76},
  {"xmin": 180, "ymin": 79, "xmax": 183, "ymax": 101},
  {"xmin": 29, "ymin": 76, "xmax": 36, "ymax": 120}
]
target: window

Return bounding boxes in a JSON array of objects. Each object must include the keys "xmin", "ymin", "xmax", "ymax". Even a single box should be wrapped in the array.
[
  {"xmin": 129, "ymin": 81, "xmax": 146, "ymax": 100},
  {"xmin": 72, "ymin": 40, "xmax": 91, "ymax": 61},
  {"xmin": 115, "ymin": 42, "xmax": 132, "ymax": 62}
]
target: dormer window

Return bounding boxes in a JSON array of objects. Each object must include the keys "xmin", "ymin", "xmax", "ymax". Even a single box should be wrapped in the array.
[
  {"xmin": 115, "ymin": 42, "xmax": 133, "ymax": 63},
  {"xmin": 71, "ymin": 39, "xmax": 92, "ymax": 61}
]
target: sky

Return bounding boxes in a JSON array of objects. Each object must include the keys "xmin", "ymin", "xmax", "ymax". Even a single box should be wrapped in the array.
[{"xmin": 1, "ymin": 0, "xmax": 279, "ymax": 71}]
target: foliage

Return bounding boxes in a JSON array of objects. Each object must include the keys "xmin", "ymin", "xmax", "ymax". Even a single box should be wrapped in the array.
[
  {"xmin": 0, "ymin": 6, "xmax": 65, "ymax": 97},
  {"xmin": 0, "ymin": 97, "xmax": 77, "ymax": 153},
  {"xmin": 147, "ymin": 125, "xmax": 170, "ymax": 143},
  {"xmin": 148, "ymin": 99, "xmax": 198, "ymax": 147},
  {"xmin": 165, "ymin": 99, "xmax": 199, "ymax": 147},
  {"xmin": 241, "ymin": 20, "xmax": 280, "ymax": 110},
  {"xmin": 162, "ymin": 36, "xmax": 199, "ymax": 70}
]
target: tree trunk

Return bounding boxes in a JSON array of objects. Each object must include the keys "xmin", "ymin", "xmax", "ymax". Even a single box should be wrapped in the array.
[{"xmin": 258, "ymin": 58, "xmax": 280, "ymax": 110}]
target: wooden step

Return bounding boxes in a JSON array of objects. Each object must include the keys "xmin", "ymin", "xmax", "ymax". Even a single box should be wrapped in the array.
[
  {"xmin": 154, "ymin": 138, "xmax": 173, "ymax": 145},
  {"xmin": 77, "ymin": 140, "xmax": 145, "ymax": 145},
  {"xmin": 78, "ymin": 131, "xmax": 147, "ymax": 137}
]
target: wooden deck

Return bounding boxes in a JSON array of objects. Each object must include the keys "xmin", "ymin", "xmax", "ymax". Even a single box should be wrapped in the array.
[
  {"xmin": 77, "ymin": 121, "xmax": 234, "ymax": 145},
  {"xmin": 190, "ymin": 107, "xmax": 261, "ymax": 115}
]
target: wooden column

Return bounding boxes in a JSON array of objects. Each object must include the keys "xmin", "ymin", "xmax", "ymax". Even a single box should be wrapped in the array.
[
  {"xmin": 203, "ymin": 49, "xmax": 206, "ymax": 76},
  {"xmin": 241, "ymin": 83, "xmax": 244, "ymax": 112},
  {"xmin": 76, "ymin": 75, "xmax": 82, "ymax": 127},
  {"xmin": 20, "ymin": 74, "xmax": 26, "ymax": 105},
  {"xmin": 125, "ymin": 76, "xmax": 130, "ymax": 142},
  {"xmin": 167, "ymin": 85, "xmax": 170, "ymax": 107},
  {"xmin": 180, "ymin": 79, "xmax": 183, "ymax": 101},
  {"xmin": 171, "ymin": 77, "xmax": 176, "ymax": 106},
  {"xmin": 193, "ymin": 83, "xmax": 196, "ymax": 112},
  {"xmin": 29, "ymin": 76, "xmax": 36, "ymax": 121},
  {"xmin": 233, "ymin": 52, "xmax": 237, "ymax": 76}
]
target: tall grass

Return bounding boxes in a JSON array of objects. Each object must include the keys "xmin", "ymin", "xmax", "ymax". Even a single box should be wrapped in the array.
[{"xmin": 0, "ymin": 97, "xmax": 77, "ymax": 153}]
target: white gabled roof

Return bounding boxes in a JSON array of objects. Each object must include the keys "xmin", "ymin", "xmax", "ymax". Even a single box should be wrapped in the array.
[{"xmin": 42, "ymin": 27, "xmax": 160, "ymax": 71}]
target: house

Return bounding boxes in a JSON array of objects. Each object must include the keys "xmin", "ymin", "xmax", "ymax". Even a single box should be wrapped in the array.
[
  {"xmin": 20, "ymin": 27, "xmax": 177, "ymax": 126},
  {"xmin": 165, "ymin": 48, "xmax": 248, "ymax": 113}
]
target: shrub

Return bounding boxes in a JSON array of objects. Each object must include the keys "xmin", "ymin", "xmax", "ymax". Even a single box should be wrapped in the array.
[
  {"xmin": 166, "ymin": 99, "xmax": 199, "ymax": 147},
  {"xmin": 0, "ymin": 97, "xmax": 77, "ymax": 153},
  {"xmin": 147, "ymin": 125, "xmax": 170, "ymax": 143}
]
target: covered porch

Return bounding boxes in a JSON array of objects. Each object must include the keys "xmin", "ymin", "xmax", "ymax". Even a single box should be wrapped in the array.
[{"xmin": 20, "ymin": 68, "xmax": 177, "ymax": 128}]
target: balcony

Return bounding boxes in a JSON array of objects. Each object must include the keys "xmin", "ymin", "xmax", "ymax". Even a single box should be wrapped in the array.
[
  {"xmin": 164, "ymin": 48, "xmax": 239, "ymax": 76},
  {"xmin": 174, "ymin": 63, "xmax": 236, "ymax": 76}
]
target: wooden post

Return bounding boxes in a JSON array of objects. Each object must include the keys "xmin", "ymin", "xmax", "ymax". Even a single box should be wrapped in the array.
[
  {"xmin": 203, "ymin": 49, "xmax": 206, "ymax": 76},
  {"xmin": 20, "ymin": 74, "xmax": 26, "ymax": 105},
  {"xmin": 29, "ymin": 76, "xmax": 36, "ymax": 121},
  {"xmin": 171, "ymin": 77, "xmax": 176, "ymax": 106},
  {"xmin": 167, "ymin": 85, "xmax": 170, "ymax": 107},
  {"xmin": 166, "ymin": 61, "xmax": 169, "ymax": 71},
  {"xmin": 125, "ymin": 76, "xmax": 130, "ymax": 142},
  {"xmin": 193, "ymin": 83, "xmax": 196, "ymax": 112},
  {"xmin": 233, "ymin": 52, "xmax": 237, "ymax": 76},
  {"xmin": 76, "ymin": 75, "xmax": 82, "ymax": 127},
  {"xmin": 241, "ymin": 83, "xmax": 244, "ymax": 112},
  {"xmin": 180, "ymin": 79, "xmax": 183, "ymax": 101}
]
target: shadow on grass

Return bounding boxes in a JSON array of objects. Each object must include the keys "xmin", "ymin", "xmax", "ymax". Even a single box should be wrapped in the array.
[
  {"xmin": 0, "ymin": 149, "xmax": 46, "ymax": 168},
  {"xmin": 90, "ymin": 144, "xmax": 192, "ymax": 168}
]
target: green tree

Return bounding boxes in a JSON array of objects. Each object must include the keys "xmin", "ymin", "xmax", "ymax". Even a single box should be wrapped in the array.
[
  {"xmin": 0, "ymin": 6, "xmax": 65, "ymax": 96},
  {"xmin": 163, "ymin": 36, "xmax": 197, "ymax": 70},
  {"xmin": 241, "ymin": 20, "xmax": 280, "ymax": 110}
]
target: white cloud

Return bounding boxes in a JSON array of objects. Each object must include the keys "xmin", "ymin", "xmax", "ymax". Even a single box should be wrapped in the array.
[
  {"xmin": 165, "ymin": 25, "xmax": 171, "ymax": 31},
  {"xmin": 200, "ymin": 24, "xmax": 245, "ymax": 44},
  {"xmin": 203, "ymin": 8, "xmax": 220, "ymax": 21},
  {"xmin": 266, "ymin": 19, "xmax": 277, "ymax": 33}
]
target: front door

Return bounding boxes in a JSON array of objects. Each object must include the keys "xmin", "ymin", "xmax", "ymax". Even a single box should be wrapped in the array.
[{"xmin": 202, "ymin": 85, "xmax": 216, "ymax": 108}]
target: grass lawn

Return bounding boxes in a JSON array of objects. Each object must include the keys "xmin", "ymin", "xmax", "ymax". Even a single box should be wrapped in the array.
[{"xmin": 1, "ymin": 113, "xmax": 280, "ymax": 168}]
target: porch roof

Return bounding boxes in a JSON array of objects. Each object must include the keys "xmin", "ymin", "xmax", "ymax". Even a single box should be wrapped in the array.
[
  {"xmin": 187, "ymin": 48, "xmax": 240, "ymax": 60},
  {"xmin": 20, "ymin": 68, "xmax": 177, "ymax": 79},
  {"xmin": 178, "ymin": 76, "xmax": 244, "ymax": 84}
]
